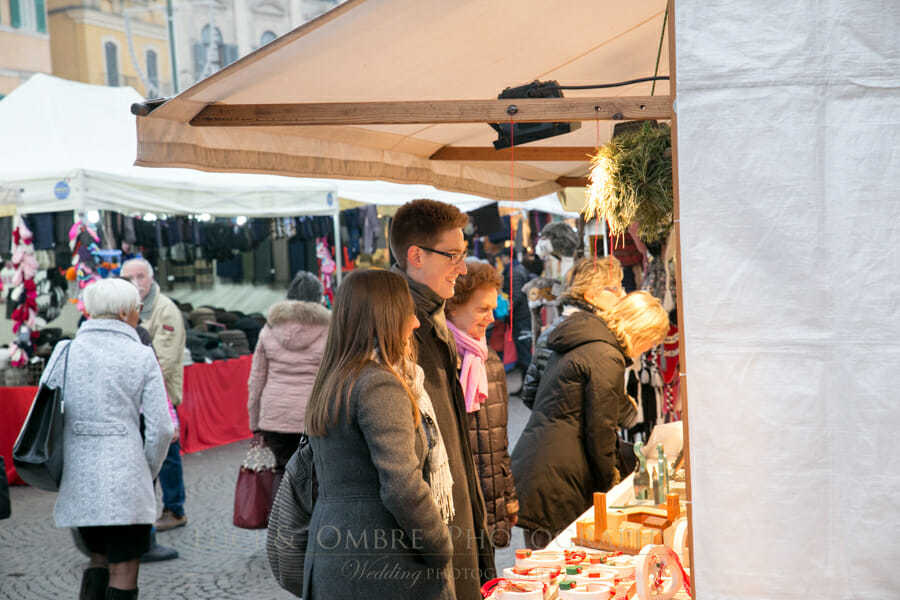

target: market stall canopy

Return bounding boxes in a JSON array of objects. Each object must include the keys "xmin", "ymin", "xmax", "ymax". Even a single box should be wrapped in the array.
[
  {"xmin": 0, "ymin": 75, "xmax": 337, "ymax": 217},
  {"xmin": 134, "ymin": 0, "xmax": 671, "ymax": 201}
]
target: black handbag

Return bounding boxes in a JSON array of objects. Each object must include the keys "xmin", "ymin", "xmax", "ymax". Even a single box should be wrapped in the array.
[
  {"xmin": 0, "ymin": 456, "xmax": 10, "ymax": 519},
  {"xmin": 12, "ymin": 342, "xmax": 71, "ymax": 492},
  {"xmin": 266, "ymin": 434, "xmax": 317, "ymax": 597}
]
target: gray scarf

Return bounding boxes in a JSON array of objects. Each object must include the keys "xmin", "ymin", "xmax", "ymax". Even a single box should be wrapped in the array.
[{"xmin": 139, "ymin": 282, "xmax": 158, "ymax": 322}]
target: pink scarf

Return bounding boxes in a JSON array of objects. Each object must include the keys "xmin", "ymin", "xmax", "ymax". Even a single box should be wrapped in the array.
[{"xmin": 447, "ymin": 321, "xmax": 489, "ymax": 413}]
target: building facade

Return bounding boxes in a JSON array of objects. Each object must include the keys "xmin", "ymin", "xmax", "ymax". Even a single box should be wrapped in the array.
[
  {"xmin": 47, "ymin": 0, "xmax": 173, "ymax": 97},
  {"xmin": 172, "ymin": 0, "xmax": 341, "ymax": 92},
  {"xmin": 0, "ymin": 0, "xmax": 53, "ymax": 96}
]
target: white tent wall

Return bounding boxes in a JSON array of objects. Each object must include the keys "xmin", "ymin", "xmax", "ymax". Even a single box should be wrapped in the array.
[{"xmin": 676, "ymin": 1, "xmax": 900, "ymax": 598}]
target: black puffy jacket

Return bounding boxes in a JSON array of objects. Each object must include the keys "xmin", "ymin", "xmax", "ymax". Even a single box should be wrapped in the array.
[
  {"xmin": 511, "ymin": 310, "xmax": 629, "ymax": 537},
  {"xmin": 467, "ymin": 350, "xmax": 518, "ymax": 548},
  {"xmin": 523, "ymin": 303, "xmax": 638, "ymax": 432}
]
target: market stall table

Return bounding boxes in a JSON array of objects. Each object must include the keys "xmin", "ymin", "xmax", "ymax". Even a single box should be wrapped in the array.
[
  {"xmin": 0, "ymin": 386, "xmax": 34, "ymax": 485},
  {"xmin": 0, "ymin": 355, "xmax": 253, "ymax": 483}
]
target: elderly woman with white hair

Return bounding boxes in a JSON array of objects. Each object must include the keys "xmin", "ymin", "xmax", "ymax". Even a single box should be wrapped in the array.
[{"xmin": 40, "ymin": 278, "xmax": 173, "ymax": 600}]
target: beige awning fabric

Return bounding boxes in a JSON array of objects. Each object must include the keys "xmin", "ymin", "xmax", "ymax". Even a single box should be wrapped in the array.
[{"xmin": 135, "ymin": 0, "xmax": 670, "ymax": 200}]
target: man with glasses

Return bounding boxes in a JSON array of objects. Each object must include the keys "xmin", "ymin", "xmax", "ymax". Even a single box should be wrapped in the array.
[
  {"xmin": 120, "ymin": 258, "xmax": 188, "ymax": 559},
  {"xmin": 390, "ymin": 199, "xmax": 496, "ymax": 600}
]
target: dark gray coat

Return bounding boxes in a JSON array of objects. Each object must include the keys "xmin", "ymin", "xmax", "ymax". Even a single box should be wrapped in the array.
[
  {"xmin": 467, "ymin": 350, "xmax": 517, "ymax": 548},
  {"xmin": 511, "ymin": 311, "xmax": 628, "ymax": 537},
  {"xmin": 303, "ymin": 364, "xmax": 454, "ymax": 600},
  {"xmin": 398, "ymin": 269, "xmax": 496, "ymax": 600}
]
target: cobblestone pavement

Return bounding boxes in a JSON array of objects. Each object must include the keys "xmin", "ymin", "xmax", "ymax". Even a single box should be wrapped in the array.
[{"xmin": 0, "ymin": 374, "xmax": 530, "ymax": 599}]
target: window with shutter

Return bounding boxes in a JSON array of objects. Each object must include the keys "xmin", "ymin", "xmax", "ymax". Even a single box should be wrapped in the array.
[
  {"xmin": 146, "ymin": 49, "xmax": 159, "ymax": 92},
  {"xmin": 260, "ymin": 30, "xmax": 276, "ymax": 46},
  {"xmin": 105, "ymin": 41, "xmax": 120, "ymax": 87},
  {"xmin": 224, "ymin": 44, "xmax": 238, "ymax": 66},
  {"xmin": 192, "ymin": 42, "xmax": 205, "ymax": 82},
  {"xmin": 34, "ymin": 0, "xmax": 45, "ymax": 32},
  {"xmin": 9, "ymin": 0, "xmax": 22, "ymax": 28}
]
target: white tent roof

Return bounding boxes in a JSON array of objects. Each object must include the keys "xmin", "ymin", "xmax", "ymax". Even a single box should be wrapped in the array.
[
  {"xmin": 0, "ymin": 74, "xmax": 336, "ymax": 216},
  {"xmin": 134, "ymin": 0, "xmax": 670, "ymax": 200},
  {"xmin": 1, "ymin": 74, "xmax": 574, "ymax": 217}
]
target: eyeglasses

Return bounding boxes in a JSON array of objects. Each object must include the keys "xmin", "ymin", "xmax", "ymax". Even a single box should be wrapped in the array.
[{"xmin": 417, "ymin": 245, "xmax": 468, "ymax": 265}]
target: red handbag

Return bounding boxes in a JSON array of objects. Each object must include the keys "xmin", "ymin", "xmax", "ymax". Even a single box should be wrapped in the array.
[{"xmin": 233, "ymin": 437, "xmax": 283, "ymax": 529}]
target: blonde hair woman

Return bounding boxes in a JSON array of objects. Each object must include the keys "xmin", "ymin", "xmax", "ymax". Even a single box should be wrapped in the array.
[
  {"xmin": 522, "ymin": 256, "xmax": 625, "ymax": 408},
  {"xmin": 511, "ymin": 291, "xmax": 668, "ymax": 549}
]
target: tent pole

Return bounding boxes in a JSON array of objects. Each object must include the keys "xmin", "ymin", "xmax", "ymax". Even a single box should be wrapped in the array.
[
  {"xmin": 332, "ymin": 205, "xmax": 343, "ymax": 285},
  {"xmin": 666, "ymin": 1, "xmax": 696, "ymax": 597}
]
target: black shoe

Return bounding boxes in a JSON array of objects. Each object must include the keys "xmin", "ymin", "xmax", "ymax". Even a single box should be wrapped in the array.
[
  {"xmin": 140, "ymin": 542, "xmax": 178, "ymax": 563},
  {"xmin": 79, "ymin": 566, "xmax": 109, "ymax": 600},
  {"xmin": 106, "ymin": 587, "xmax": 139, "ymax": 599}
]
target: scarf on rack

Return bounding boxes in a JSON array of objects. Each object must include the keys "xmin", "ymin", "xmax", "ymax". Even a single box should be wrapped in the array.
[
  {"xmin": 407, "ymin": 361, "xmax": 455, "ymax": 524},
  {"xmin": 446, "ymin": 321, "xmax": 489, "ymax": 413}
]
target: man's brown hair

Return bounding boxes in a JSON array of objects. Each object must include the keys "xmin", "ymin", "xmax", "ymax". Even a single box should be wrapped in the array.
[{"xmin": 389, "ymin": 199, "xmax": 469, "ymax": 270}]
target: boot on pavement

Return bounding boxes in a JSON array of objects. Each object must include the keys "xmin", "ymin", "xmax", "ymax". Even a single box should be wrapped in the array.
[
  {"xmin": 154, "ymin": 509, "xmax": 187, "ymax": 532},
  {"xmin": 79, "ymin": 566, "xmax": 109, "ymax": 600},
  {"xmin": 139, "ymin": 529, "xmax": 178, "ymax": 563},
  {"xmin": 105, "ymin": 587, "xmax": 138, "ymax": 599}
]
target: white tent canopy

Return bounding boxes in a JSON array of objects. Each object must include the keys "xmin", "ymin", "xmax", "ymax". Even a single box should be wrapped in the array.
[
  {"xmin": 0, "ymin": 74, "xmax": 574, "ymax": 218},
  {"xmin": 0, "ymin": 75, "xmax": 338, "ymax": 217}
]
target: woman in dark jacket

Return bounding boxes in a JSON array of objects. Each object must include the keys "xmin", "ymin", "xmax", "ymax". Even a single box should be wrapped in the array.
[
  {"xmin": 511, "ymin": 291, "xmax": 668, "ymax": 549},
  {"xmin": 303, "ymin": 270, "xmax": 454, "ymax": 600},
  {"xmin": 522, "ymin": 256, "xmax": 625, "ymax": 409},
  {"xmin": 446, "ymin": 260, "xmax": 519, "ymax": 549}
]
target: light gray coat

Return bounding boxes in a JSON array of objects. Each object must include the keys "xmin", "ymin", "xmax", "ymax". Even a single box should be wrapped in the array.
[
  {"xmin": 304, "ymin": 364, "xmax": 454, "ymax": 600},
  {"xmin": 41, "ymin": 318, "xmax": 173, "ymax": 528}
]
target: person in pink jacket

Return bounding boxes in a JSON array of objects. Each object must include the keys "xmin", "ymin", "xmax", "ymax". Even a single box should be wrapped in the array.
[{"xmin": 247, "ymin": 272, "xmax": 330, "ymax": 468}]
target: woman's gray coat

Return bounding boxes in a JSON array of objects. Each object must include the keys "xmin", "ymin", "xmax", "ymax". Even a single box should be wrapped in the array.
[
  {"xmin": 41, "ymin": 318, "xmax": 173, "ymax": 528},
  {"xmin": 303, "ymin": 364, "xmax": 454, "ymax": 600}
]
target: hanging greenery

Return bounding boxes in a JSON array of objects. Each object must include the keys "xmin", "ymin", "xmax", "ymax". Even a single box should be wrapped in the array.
[{"xmin": 585, "ymin": 122, "xmax": 673, "ymax": 243}]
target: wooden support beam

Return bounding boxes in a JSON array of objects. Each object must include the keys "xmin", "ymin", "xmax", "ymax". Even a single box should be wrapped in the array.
[
  {"xmin": 430, "ymin": 146, "xmax": 596, "ymax": 161},
  {"xmin": 556, "ymin": 176, "xmax": 589, "ymax": 187},
  {"xmin": 189, "ymin": 96, "xmax": 672, "ymax": 127}
]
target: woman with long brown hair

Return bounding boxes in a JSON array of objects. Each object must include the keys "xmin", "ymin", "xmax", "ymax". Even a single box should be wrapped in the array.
[{"xmin": 302, "ymin": 269, "xmax": 454, "ymax": 600}]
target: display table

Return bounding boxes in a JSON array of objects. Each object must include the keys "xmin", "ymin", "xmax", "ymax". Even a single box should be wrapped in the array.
[
  {"xmin": 0, "ymin": 386, "xmax": 34, "ymax": 485},
  {"xmin": 1, "ymin": 354, "xmax": 253, "ymax": 484},
  {"xmin": 547, "ymin": 473, "xmax": 637, "ymax": 550},
  {"xmin": 179, "ymin": 355, "xmax": 253, "ymax": 454}
]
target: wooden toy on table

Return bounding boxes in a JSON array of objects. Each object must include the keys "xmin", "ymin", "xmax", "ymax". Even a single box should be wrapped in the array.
[{"xmin": 572, "ymin": 492, "xmax": 682, "ymax": 554}]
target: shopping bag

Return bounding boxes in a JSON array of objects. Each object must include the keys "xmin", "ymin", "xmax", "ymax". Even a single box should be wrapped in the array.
[
  {"xmin": 12, "ymin": 342, "xmax": 71, "ymax": 492},
  {"xmin": 0, "ymin": 456, "xmax": 10, "ymax": 519},
  {"xmin": 267, "ymin": 434, "xmax": 318, "ymax": 597},
  {"xmin": 233, "ymin": 436, "xmax": 281, "ymax": 529}
]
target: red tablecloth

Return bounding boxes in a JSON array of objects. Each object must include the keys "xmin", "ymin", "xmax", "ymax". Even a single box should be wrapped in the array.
[
  {"xmin": 0, "ymin": 387, "xmax": 33, "ymax": 485},
  {"xmin": 1, "ymin": 355, "xmax": 253, "ymax": 483},
  {"xmin": 179, "ymin": 355, "xmax": 253, "ymax": 454}
]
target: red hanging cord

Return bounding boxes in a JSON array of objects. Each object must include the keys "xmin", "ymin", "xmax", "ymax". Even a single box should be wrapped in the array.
[
  {"xmin": 508, "ymin": 119, "xmax": 515, "ymax": 353},
  {"xmin": 594, "ymin": 119, "xmax": 601, "ymax": 258}
]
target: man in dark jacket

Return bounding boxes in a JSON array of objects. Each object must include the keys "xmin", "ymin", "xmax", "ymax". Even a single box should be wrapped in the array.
[
  {"xmin": 390, "ymin": 199, "xmax": 496, "ymax": 600},
  {"xmin": 511, "ymin": 310, "xmax": 630, "ymax": 549}
]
